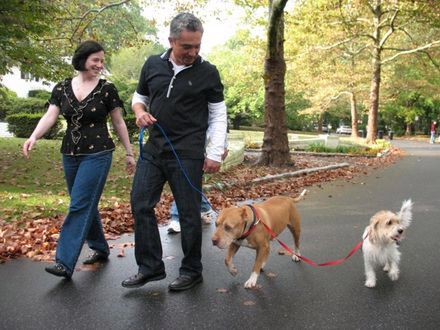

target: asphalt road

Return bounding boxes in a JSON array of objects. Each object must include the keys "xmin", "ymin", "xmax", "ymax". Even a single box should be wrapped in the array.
[{"xmin": 1, "ymin": 140, "xmax": 439, "ymax": 329}]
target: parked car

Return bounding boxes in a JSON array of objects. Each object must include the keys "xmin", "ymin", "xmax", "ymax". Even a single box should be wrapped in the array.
[
  {"xmin": 336, "ymin": 125, "xmax": 352, "ymax": 135},
  {"xmin": 313, "ymin": 125, "xmax": 328, "ymax": 132}
]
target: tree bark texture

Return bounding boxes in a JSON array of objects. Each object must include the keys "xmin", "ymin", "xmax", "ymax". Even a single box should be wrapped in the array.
[
  {"xmin": 260, "ymin": 0, "xmax": 291, "ymax": 166},
  {"xmin": 366, "ymin": 1, "xmax": 382, "ymax": 144}
]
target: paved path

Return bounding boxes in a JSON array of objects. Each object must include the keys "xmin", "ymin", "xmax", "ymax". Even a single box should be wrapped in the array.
[{"xmin": 1, "ymin": 140, "xmax": 439, "ymax": 329}]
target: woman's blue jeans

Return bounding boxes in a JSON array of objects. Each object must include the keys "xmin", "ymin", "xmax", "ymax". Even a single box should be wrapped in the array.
[
  {"xmin": 170, "ymin": 195, "xmax": 212, "ymax": 221},
  {"xmin": 131, "ymin": 152, "xmax": 203, "ymax": 277},
  {"xmin": 56, "ymin": 151, "xmax": 112, "ymax": 274}
]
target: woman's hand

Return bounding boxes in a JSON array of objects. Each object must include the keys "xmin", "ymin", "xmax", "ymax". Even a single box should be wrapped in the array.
[
  {"xmin": 126, "ymin": 154, "xmax": 136, "ymax": 174},
  {"xmin": 22, "ymin": 137, "xmax": 37, "ymax": 158}
]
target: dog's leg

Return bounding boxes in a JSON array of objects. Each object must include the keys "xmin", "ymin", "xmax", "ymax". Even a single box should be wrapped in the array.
[
  {"xmin": 387, "ymin": 260, "xmax": 400, "ymax": 281},
  {"xmin": 287, "ymin": 224, "xmax": 301, "ymax": 262},
  {"xmin": 225, "ymin": 243, "xmax": 240, "ymax": 276},
  {"xmin": 364, "ymin": 257, "xmax": 377, "ymax": 288},
  {"xmin": 244, "ymin": 244, "xmax": 269, "ymax": 289}
]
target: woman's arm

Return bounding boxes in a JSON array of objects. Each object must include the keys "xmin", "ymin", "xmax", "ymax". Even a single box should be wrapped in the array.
[
  {"xmin": 110, "ymin": 107, "xmax": 135, "ymax": 174},
  {"xmin": 22, "ymin": 104, "xmax": 60, "ymax": 158}
]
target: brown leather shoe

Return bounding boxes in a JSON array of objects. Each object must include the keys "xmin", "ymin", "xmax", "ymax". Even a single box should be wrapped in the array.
[{"xmin": 168, "ymin": 274, "xmax": 203, "ymax": 291}]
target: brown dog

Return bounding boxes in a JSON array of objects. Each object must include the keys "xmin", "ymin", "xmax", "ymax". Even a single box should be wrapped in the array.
[{"xmin": 211, "ymin": 190, "xmax": 306, "ymax": 288}]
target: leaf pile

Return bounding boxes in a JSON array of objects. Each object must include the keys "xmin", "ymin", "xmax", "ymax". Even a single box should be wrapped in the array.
[{"xmin": 0, "ymin": 148, "xmax": 401, "ymax": 263}]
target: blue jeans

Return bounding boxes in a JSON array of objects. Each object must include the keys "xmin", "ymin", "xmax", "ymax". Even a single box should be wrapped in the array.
[
  {"xmin": 131, "ymin": 152, "xmax": 203, "ymax": 277},
  {"xmin": 170, "ymin": 196, "xmax": 212, "ymax": 221},
  {"xmin": 56, "ymin": 151, "xmax": 112, "ymax": 274}
]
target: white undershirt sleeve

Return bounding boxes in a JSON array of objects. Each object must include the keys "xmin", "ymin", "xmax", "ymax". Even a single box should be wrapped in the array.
[
  {"xmin": 131, "ymin": 91, "xmax": 150, "ymax": 109},
  {"xmin": 206, "ymin": 101, "xmax": 228, "ymax": 162}
]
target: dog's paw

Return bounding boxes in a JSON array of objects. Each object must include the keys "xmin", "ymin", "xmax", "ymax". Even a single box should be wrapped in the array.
[
  {"xmin": 388, "ymin": 270, "xmax": 399, "ymax": 281},
  {"xmin": 244, "ymin": 272, "xmax": 258, "ymax": 289},
  {"xmin": 291, "ymin": 254, "xmax": 301, "ymax": 262},
  {"xmin": 365, "ymin": 279, "xmax": 376, "ymax": 288},
  {"xmin": 228, "ymin": 265, "xmax": 238, "ymax": 276},
  {"xmin": 383, "ymin": 264, "xmax": 390, "ymax": 272}
]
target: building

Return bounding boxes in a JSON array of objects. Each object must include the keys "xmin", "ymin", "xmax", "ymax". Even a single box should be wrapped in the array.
[{"xmin": 0, "ymin": 67, "xmax": 54, "ymax": 98}]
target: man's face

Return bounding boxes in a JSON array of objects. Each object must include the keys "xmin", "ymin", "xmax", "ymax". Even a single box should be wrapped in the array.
[{"xmin": 169, "ymin": 29, "xmax": 202, "ymax": 66}]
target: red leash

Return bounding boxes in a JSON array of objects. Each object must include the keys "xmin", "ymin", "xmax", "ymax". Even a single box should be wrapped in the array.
[{"xmin": 253, "ymin": 206, "xmax": 366, "ymax": 267}]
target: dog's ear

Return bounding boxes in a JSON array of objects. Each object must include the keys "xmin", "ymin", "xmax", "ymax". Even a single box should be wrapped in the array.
[
  {"xmin": 398, "ymin": 199, "xmax": 413, "ymax": 228},
  {"xmin": 369, "ymin": 220, "xmax": 380, "ymax": 243}
]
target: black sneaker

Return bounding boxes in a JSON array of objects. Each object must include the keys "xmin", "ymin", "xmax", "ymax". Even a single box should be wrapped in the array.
[
  {"xmin": 83, "ymin": 251, "xmax": 108, "ymax": 265},
  {"xmin": 45, "ymin": 263, "xmax": 71, "ymax": 279}
]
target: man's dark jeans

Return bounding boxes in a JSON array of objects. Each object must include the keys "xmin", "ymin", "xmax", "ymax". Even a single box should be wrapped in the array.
[{"xmin": 131, "ymin": 152, "xmax": 203, "ymax": 277}]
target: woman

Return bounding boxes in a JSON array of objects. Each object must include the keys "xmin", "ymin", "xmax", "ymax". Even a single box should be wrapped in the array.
[{"xmin": 23, "ymin": 40, "xmax": 135, "ymax": 279}]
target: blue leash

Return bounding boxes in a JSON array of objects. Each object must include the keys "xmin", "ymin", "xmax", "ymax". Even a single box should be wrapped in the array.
[{"xmin": 138, "ymin": 123, "xmax": 215, "ymax": 212}]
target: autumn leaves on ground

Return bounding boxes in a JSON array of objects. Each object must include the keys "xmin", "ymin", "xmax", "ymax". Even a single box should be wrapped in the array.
[{"xmin": 0, "ymin": 138, "xmax": 402, "ymax": 263}]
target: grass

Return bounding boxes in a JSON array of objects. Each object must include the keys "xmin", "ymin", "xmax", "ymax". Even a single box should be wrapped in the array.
[{"xmin": 0, "ymin": 137, "xmax": 134, "ymax": 221}]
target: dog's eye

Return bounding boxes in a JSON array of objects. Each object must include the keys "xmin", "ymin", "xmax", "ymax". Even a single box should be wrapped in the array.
[
  {"xmin": 386, "ymin": 220, "xmax": 392, "ymax": 226},
  {"xmin": 224, "ymin": 224, "xmax": 231, "ymax": 231}
]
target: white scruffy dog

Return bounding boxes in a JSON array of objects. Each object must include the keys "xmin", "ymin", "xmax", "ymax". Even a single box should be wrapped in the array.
[{"xmin": 362, "ymin": 199, "xmax": 413, "ymax": 288}]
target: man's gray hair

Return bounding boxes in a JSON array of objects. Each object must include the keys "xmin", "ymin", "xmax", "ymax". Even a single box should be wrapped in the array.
[{"xmin": 170, "ymin": 12, "xmax": 204, "ymax": 39}]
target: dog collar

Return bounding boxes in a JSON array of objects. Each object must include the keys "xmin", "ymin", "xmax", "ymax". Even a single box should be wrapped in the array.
[{"xmin": 237, "ymin": 205, "xmax": 260, "ymax": 240}]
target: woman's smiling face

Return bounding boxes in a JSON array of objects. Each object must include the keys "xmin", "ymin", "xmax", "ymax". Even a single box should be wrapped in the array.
[{"xmin": 84, "ymin": 50, "xmax": 105, "ymax": 76}]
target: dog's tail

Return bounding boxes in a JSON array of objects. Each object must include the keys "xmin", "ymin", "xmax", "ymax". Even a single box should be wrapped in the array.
[
  {"xmin": 293, "ymin": 189, "xmax": 307, "ymax": 203},
  {"xmin": 398, "ymin": 199, "xmax": 413, "ymax": 228}
]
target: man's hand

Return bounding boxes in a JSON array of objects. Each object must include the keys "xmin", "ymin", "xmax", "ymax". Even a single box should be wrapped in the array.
[
  {"xmin": 135, "ymin": 111, "xmax": 157, "ymax": 128},
  {"xmin": 203, "ymin": 158, "xmax": 221, "ymax": 173},
  {"xmin": 132, "ymin": 104, "xmax": 156, "ymax": 128}
]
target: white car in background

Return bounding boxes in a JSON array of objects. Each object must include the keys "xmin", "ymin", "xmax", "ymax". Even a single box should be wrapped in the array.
[{"xmin": 336, "ymin": 125, "xmax": 352, "ymax": 135}]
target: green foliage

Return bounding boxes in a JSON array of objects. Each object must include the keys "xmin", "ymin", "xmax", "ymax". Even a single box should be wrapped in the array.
[
  {"xmin": 6, "ymin": 97, "xmax": 47, "ymax": 115},
  {"xmin": 0, "ymin": 87, "xmax": 17, "ymax": 120},
  {"xmin": 122, "ymin": 114, "xmax": 140, "ymax": 142},
  {"xmin": 208, "ymin": 30, "xmax": 266, "ymax": 129},
  {"xmin": 382, "ymin": 91, "xmax": 439, "ymax": 135},
  {"xmin": 108, "ymin": 43, "xmax": 166, "ymax": 109},
  {"xmin": 28, "ymin": 90, "xmax": 51, "ymax": 100},
  {"xmin": 0, "ymin": 0, "xmax": 156, "ymax": 82},
  {"xmin": 6, "ymin": 113, "xmax": 62, "ymax": 139},
  {"xmin": 306, "ymin": 142, "xmax": 378, "ymax": 156},
  {"xmin": 0, "ymin": 95, "xmax": 47, "ymax": 120}
]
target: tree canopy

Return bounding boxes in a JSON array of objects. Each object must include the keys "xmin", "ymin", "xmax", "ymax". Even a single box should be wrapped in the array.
[{"xmin": 0, "ymin": 0, "xmax": 155, "ymax": 82}]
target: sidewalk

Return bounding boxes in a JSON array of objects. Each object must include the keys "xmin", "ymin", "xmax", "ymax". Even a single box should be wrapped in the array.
[{"xmin": 1, "ymin": 140, "xmax": 440, "ymax": 329}]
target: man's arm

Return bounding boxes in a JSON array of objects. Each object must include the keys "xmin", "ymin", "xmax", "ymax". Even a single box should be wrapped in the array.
[
  {"xmin": 131, "ymin": 91, "xmax": 156, "ymax": 128},
  {"xmin": 204, "ymin": 100, "xmax": 227, "ymax": 173}
]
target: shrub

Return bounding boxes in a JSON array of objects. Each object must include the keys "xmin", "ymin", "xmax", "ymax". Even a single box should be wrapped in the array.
[
  {"xmin": 0, "ymin": 87, "xmax": 17, "ymax": 120},
  {"xmin": 6, "ymin": 113, "xmax": 62, "ymax": 139},
  {"xmin": 7, "ymin": 97, "xmax": 47, "ymax": 115},
  {"xmin": 28, "ymin": 89, "xmax": 51, "ymax": 100},
  {"xmin": 124, "ymin": 113, "xmax": 139, "ymax": 141}
]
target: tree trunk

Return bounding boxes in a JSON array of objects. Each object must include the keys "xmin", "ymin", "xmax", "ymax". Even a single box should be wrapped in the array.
[
  {"xmin": 366, "ymin": 2, "xmax": 382, "ymax": 144},
  {"xmin": 350, "ymin": 92, "xmax": 359, "ymax": 138},
  {"xmin": 259, "ymin": 0, "xmax": 290, "ymax": 166}
]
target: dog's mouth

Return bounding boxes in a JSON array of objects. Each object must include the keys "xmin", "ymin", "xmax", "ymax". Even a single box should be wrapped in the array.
[{"xmin": 391, "ymin": 235, "xmax": 402, "ymax": 245}]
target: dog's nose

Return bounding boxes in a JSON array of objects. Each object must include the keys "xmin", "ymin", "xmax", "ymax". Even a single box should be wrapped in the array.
[
  {"xmin": 398, "ymin": 229, "xmax": 403, "ymax": 234},
  {"xmin": 212, "ymin": 238, "xmax": 218, "ymax": 246}
]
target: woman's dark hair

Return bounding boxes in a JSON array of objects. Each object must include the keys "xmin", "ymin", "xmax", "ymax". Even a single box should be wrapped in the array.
[{"xmin": 71, "ymin": 40, "xmax": 104, "ymax": 71}]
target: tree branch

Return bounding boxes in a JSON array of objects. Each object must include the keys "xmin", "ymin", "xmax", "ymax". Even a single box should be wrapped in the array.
[
  {"xmin": 70, "ymin": 0, "xmax": 131, "ymax": 43},
  {"xmin": 381, "ymin": 40, "xmax": 440, "ymax": 64}
]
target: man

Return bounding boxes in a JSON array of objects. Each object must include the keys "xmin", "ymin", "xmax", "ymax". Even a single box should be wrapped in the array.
[{"xmin": 122, "ymin": 13, "xmax": 227, "ymax": 291}]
